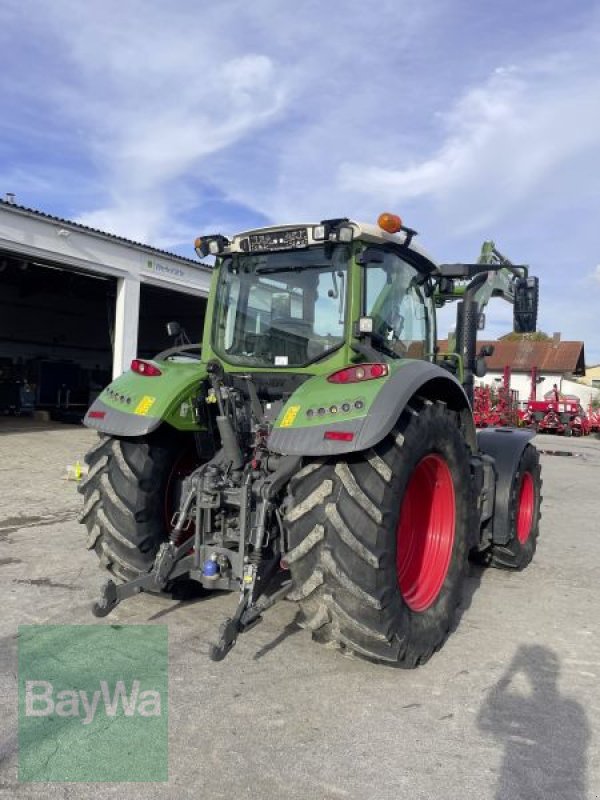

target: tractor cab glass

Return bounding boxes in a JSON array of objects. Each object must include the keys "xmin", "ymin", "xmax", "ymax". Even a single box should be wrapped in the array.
[
  {"xmin": 364, "ymin": 251, "xmax": 434, "ymax": 359},
  {"xmin": 212, "ymin": 245, "xmax": 350, "ymax": 367}
]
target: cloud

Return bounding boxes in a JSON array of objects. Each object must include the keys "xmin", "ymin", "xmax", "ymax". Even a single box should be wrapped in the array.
[
  {"xmin": 6, "ymin": 1, "xmax": 289, "ymax": 243},
  {"xmin": 338, "ymin": 53, "xmax": 600, "ymax": 234},
  {"xmin": 1, "ymin": 1, "xmax": 599, "ymax": 359},
  {"xmin": 5, "ymin": 0, "xmax": 433, "ymax": 244}
]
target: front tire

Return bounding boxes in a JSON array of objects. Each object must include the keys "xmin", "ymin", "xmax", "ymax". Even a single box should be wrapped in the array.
[
  {"xmin": 284, "ymin": 399, "xmax": 475, "ymax": 667},
  {"xmin": 480, "ymin": 444, "xmax": 542, "ymax": 570},
  {"xmin": 78, "ymin": 431, "xmax": 197, "ymax": 582}
]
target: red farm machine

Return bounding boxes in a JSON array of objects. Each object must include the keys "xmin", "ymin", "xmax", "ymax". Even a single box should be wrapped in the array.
[
  {"xmin": 524, "ymin": 368, "xmax": 590, "ymax": 436},
  {"xmin": 474, "ymin": 365, "xmax": 519, "ymax": 428},
  {"xmin": 588, "ymin": 402, "xmax": 600, "ymax": 433}
]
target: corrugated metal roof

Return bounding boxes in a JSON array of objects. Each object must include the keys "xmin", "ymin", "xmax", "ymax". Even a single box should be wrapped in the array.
[
  {"xmin": 439, "ymin": 338, "xmax": 586, "ymax": 375},
  {"xmin": 0, "ymin": 198, "xmax": 205, "ymax": 266}
]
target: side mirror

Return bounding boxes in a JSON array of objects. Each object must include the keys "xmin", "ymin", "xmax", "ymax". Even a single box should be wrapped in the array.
[
  {"xmin": 167, "ymin": 321, "xmax": 181, "ymax": 338},
  {"xmin": 514, "ymin": 276, "xmax": 539, "ymax": 333},
  {"xmin": 474, "ymin": 358, "xmax": 488, "ymax": 378},
  {"xmin": 474, "ymin": 344, "xmax": 494, "ymax": 378}
]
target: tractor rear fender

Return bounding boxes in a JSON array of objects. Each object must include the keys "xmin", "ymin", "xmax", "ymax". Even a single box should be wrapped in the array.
[
  {"xmin": 476, "ymin": 428, "xmax": 536, "ymax": 545},
  {"xmin": 83, "ymin": 360, "xmax": 208, "ymax": 437},
  {"xmin": 268, "ymin": 360, "xmax": 477, "ymax": 456}
]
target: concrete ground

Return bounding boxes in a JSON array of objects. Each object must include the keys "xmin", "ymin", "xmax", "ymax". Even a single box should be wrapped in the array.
[{"xmin": 0, "ymin": 418, "xmax": 599, "ymax": 799}]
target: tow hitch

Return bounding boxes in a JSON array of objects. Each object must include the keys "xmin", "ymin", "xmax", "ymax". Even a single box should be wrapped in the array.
[{"xmin": 91, "ymin": 462, "xmax": 293, "ymax": 661}]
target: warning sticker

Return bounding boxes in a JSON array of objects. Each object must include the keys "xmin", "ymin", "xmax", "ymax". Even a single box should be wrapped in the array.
[
  {"xmin": 134, "ymin": 395, "xmax": 156, "ymax": 416},
  {"xmin": 280, "ymin": 405, "xmax": 300, "ymax": 428}
]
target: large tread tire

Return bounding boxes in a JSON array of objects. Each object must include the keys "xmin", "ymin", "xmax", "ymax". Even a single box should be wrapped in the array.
[
  {"xmin": 480, "ymin": 444, "xmax": 542, "ymax": 571},
  {"xmin": 78, "ymin": 431, "xmax": 194, "ymax": 582},
  {"xmin": 283, "ymin": 399, "xmax": 476, "ymax": 667}
]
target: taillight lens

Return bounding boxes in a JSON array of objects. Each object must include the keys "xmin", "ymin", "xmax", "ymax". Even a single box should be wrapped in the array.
[
  {"xmin": 327, "ymin": 363, "xmax": 389, "ymax": 384},
  {"xmin": 324, "ymin": 431, "xmax": 354, "ymax": 441},
  {"xmin": 131, "ymin": 359, "xmax": 162, "ymax": 377}
]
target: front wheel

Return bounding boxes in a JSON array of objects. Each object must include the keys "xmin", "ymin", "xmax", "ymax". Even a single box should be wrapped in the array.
[
  {"xmin": 479, "ymin": 444, "xmax": 542, "ymax": 570},
  {"xmin": 283, "ymin": 399, "xmax": 475, "ymax": 667}
]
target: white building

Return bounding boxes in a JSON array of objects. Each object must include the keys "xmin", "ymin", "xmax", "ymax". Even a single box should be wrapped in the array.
[
  {"xmin": 0, "ymin": 198, "xmax": 211, "ymax": 418},
  {"xmin": 472, "ymin": 336, "xmax": 594, "ymax": 408}
]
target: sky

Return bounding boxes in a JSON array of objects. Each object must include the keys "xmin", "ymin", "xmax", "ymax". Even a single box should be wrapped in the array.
[{"xmin": 0, "ymin": 0, "xmax": 599, "ymax": 360}]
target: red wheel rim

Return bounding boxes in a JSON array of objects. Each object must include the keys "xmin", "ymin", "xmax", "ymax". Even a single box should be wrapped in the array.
[
  {"xmin": 396, "ymin": 454, "xmax": 455, "ymax": 613},
  {"xmin": 516, "ymin": 472, "xmax": 535, "ymax": 544}
]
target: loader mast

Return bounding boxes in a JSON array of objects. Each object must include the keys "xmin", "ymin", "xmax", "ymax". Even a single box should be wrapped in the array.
[{"xmin": 438, "ymin": 241, "xmax": 539, "ymax": 406}]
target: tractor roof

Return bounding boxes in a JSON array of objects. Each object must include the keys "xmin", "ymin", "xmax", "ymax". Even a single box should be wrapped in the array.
[{"xmin": 228, "ymin": 220, "xmax": 439, "ymax": 267}]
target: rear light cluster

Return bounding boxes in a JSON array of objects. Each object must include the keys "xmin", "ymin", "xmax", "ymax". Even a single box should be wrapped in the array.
[
  {"xmin": 131, "ymin": 359, "xmax": 162, "ymax": 377},
  {"xmin": 327, "ymin": 363, "xmax": 389, "ymax": 384}
]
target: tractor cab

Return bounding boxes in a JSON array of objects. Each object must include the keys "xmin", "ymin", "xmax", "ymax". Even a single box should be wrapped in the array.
[{"xmin": 195, "ymin": 214, "xmax": 438, "ymax": 388}]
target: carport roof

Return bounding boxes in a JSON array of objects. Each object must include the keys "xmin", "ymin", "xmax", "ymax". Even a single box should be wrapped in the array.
[{"xmin": 0, "ymin": 198, "xmax": 203, "ymax": 266}]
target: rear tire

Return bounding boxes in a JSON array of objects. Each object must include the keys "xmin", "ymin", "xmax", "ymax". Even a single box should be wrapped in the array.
[
  {"xmin": 283, "ymin": 399, "xmax": 475, "ymax": 667},
  {"xmin": 78, "ymin": 431, "xmax": 197, "ymax": 582},
  {"xmin": 481, "ymin": 444, "xmax": 542, "ymax": 570}
]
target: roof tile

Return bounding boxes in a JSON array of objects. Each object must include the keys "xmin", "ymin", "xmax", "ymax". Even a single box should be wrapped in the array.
[{"xmin": 439, "ymin": 339, "xmax": 585, "ymax": 375}]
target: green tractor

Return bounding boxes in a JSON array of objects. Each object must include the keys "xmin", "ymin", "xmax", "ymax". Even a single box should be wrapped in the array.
[{"xmin": 80, "ymin": 213, "xmax": 542, "ymax": 665}]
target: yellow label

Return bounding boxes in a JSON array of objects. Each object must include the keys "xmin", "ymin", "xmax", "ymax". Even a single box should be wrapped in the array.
[
  {"xmin": 280, "ymin": 404, "xmax": 300, "ymax": 428},
  {"xmin": 134, "ymin": 395, "xmax": 156, "ymax": 416}
]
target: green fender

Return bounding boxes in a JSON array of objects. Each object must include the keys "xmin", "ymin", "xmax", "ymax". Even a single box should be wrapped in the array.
[
  {"xmin": 268, "ymin": 360, "xmax": 475, "ymax": 456},
  {"xmin": 83, "ymin": 359, "xmax": 208, "ymax": 437}
]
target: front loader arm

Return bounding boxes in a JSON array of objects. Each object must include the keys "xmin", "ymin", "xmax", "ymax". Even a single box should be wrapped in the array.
[
  {"xmin": 438, "ymin": 240, "xmax": 529, "ymax": 315},
  {"xmin": 436, "ymin": 241, "xmax": 539, "ymax": 406}
]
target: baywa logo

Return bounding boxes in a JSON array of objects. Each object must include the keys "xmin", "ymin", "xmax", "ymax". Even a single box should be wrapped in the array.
[
  {"xmin": 18, "ymin": 625, "xmax": 168, "ymax": 782},
  {"xmin": 25, "ymin": 679, "xmax": 162, "ymax": 725},
  {"xmin": 145, "ymin": 258, "xmax": 185, "ymax": 278}
]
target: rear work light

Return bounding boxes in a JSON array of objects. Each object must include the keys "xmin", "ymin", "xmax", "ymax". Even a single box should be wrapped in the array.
[
  {"xmin": 327, "ymin": 363, "xmax": 389, "ymax": 384},
  {"xmin": 324, "ymin": 431, "xmax": 354, "ymax": 442},
  {"xmin": 131, "ymin": 359, "xmax": 162, "ymax": 377}
]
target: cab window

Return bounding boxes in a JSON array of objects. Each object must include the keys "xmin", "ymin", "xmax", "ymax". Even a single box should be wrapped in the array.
[{"xmin": 364, "ymin": 252, "xmax": 433, "ymax": 359}]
